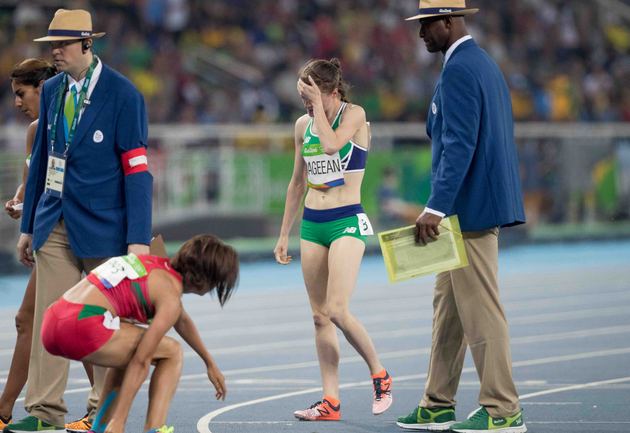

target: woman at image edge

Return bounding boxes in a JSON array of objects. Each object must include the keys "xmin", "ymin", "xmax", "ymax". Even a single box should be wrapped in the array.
[{"xmin": 274, "ymin": 58, "xmax": 393, "ymax": 421}]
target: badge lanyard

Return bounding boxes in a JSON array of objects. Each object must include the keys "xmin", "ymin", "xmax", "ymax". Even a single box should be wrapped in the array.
[
  {"xmin": 45, "ymin": 56, "xmax": 98, "ymax": 198},
  {"xmin": 49, "ymin": 56, "xmax": 98, "ymax": 155}
]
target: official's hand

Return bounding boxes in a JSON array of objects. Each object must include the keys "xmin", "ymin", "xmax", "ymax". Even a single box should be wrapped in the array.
[
  {"xmin": 414, "ymin": 212, "xmax": 442, "ymax": 245},
  {"xmin": 127, "ymin": 243, "xmax": 150, "ymax": 256},
  {"xmin": 273, "ymin": 236, "xmax": 292, "ymax": 265},
  {"xmin": 17, "ymin": 233, "xmax": 34, "ymax": 267},
  {"xmin": 207, "ymin": 364, "xmax": 227, "ymax": 400},
  {"xmin": 5, "ymin": 198, "xmax": 22, "ymax": 219},
  {"xmin": 297, "ymin": 76, "xmax": 323, "ymax": 106}
]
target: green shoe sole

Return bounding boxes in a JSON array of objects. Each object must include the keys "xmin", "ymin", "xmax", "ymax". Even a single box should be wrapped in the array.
[
  {"xmin": 396, "ymin": 420, "xmax": 456, "ymax": 431},
  {"xmin": 451, "ymin": 426, "xmax": 527, "ymax": 433}
]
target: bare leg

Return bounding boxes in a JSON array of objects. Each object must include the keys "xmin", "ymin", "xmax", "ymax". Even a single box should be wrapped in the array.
[
  {"xmin": 144, "ymin": 338, "xmax": 183, "ymax": 430},
  {"xmin": 300, "ymin": 239, "xmax": 340, "ymax": 399},
  {"xmin": 327, "ymin": 237, "xmax": 383, "ymax": 375},
  {"xmin": 0, "ymin": 270, "xmax": 36, "ymax": 419},
  {"xmin": 90, "ymin": 368, "xmax": 124, "ymax": 433}
]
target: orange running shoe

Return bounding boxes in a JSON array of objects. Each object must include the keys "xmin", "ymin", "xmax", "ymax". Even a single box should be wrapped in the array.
[
  {"xmin": 293, "ymin": 398, "xmax": 341, "ymax": 421},
  {"xmin": 0, "ymin": 414, "xmax": 12, "ymax": 431},
  {"xmin": 65, "ymin": 414, "xmax": 92, "ymax": 433},
  {"xmin": 372, "ymin": 370, "xmax": 393, "ymax": 415}
]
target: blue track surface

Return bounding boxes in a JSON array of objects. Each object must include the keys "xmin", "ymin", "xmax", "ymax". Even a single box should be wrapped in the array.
[{"xmin": 0, "ymin": 241, "xmax": 629, "ymax": 432}]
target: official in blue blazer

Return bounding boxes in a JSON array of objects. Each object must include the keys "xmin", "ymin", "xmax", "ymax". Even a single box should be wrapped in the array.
[
  {"xmin": 11, "ymin": 9, "xmax": 152, "ymax": 433},
  {"xmin": 397, "ymin": 2, "xmax": 528, "ymax": 433}
]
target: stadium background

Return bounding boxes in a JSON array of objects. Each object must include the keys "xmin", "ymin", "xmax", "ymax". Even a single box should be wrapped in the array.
[{"xmin": 0, "ymin": 0, "xmax": 629, "ymax": 264}]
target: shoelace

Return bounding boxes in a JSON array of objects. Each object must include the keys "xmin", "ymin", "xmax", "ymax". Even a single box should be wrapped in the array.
[{"xmin": 372, "ymin": 377, "xmax": 391, "ymax": 400}]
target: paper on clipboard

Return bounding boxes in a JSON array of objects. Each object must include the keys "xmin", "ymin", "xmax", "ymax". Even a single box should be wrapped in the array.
[{"xmin": 378, "ymin": 215, "xmax": 468, "ymax": 283}]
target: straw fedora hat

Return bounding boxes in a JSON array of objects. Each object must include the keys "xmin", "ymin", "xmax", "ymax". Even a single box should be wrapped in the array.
[
  {"xmin": 34, "ymin": 9, "xmax": 106, "ymax": 42},
  {"xmin": 406, "ymin": 0, "xmax": 479, "ymax": 21}
]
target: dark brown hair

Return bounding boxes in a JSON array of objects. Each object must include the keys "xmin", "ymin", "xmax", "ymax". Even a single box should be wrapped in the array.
[
  {"xmin": 10, "ymin": 58, "xmax": 56, "ymax": 87},
  {"xmin": 299, "ymin": 57, "xmax": 350, "ymax": 102},
  {"xmin": 171, "ymin": 234, "xmax": 239, "ymax": 306}
]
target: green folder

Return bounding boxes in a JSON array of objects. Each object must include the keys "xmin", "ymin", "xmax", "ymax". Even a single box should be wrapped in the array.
[{"xmin": 378, "ymin": 215, "xmax": 469, "ymax": 283}]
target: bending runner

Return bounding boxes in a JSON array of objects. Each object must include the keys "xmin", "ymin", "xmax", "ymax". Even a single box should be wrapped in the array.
[
  {"xmin": 274, "ymin": 58, "xmax": 393, "ymax": 421},
  {"xmin": 36, "ymin": 235, "xmax": 238, "ymax": 433}
]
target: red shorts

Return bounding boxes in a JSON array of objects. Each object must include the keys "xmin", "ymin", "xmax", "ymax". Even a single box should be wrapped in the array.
[{"xmin": 42, "ymin": 298, "xmax": 116, "ymax": 361}]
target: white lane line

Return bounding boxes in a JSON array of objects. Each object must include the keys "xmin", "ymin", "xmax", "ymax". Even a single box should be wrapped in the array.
[
  {"xmin": 521, "ymin": 402, "xmax": 581, "ymax": 405},
  {"xmin": 195, "ymin": 347, "xmax": 630, "ymax": 433},
  {"xmin": 232, "ymin": 379, "xmax": 317, "ymax": 385},
  {"xmin": 519, "ymin": 376, "xmax": 630, "ymax": 399},
  {"xmin": 16, "ymin": 387, "xmax": 91, "ymax": 403},
  {"xmin": 2, "ymin": 285, "xmax": 626, "ymax": 344},
  {"xmin": 7, "ymin": 320, "xmax": 621, "ymax": 380},
  {"xmin": 210, "ymin": 421, "xmax": 295, "ymax": 425},
  {"xmin": 527, "ymin": 421, "xmax": 630, "ymax": 424},
  {"xmin": 176, "ymin": 324, "xmax": 630, "ymax": 382}
]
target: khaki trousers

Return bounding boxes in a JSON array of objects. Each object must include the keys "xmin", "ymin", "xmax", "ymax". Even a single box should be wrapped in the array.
[
  {"xmin": 25, "ymin": 221, "xmax": 107, "ymax": 426},
  {"xmin": 420, "ymin": 228, "xmax": 520, "ymax": 418}
]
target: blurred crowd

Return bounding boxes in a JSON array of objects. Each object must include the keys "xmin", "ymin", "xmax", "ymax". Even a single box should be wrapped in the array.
[{"xmin": 0, "ymin": 0, "xmax": 629, "ymax": 125}]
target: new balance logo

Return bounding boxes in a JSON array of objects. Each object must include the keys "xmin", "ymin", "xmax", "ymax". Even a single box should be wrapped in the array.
[
  {"xmin": 439, "ymin": 8, "xmax": 453, "ymax": 12},
  {"xmin": 343, "ymin": 227, "xmax": 357, "ymax": 234},
  {"xmin": 304, "ymin": 136, "xmax": 311, "ymax": 143}
]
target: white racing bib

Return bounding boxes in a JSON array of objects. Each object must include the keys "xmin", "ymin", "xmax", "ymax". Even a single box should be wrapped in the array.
[
  {"xmin": 92, "ymin": 254, "xmax": 148, "ymax": 289},
  {"xmin": 303, "ymin": 151, "xmax": 345, "ymax": 190}
]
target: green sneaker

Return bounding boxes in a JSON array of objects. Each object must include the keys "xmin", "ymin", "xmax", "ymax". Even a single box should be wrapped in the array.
[
  {"xmin": 396, "ymin": 406, "xmax": 456, "ymax": 431},
  {"xmin": 4, "ymin": 415, "xmax": 65, "ymax": 432},
  {"xmin": 451, "ymin": 407, "xmax": 527, "ymax": 433}
]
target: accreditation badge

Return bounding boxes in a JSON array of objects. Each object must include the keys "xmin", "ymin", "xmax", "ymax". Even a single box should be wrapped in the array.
[{"xmin": 44, "ymin": 152, "xmax": 67, "ymax": 198}]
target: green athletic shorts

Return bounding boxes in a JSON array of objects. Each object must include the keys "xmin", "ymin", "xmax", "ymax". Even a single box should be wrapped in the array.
[{"xmin": 300, "ymin": 204, "xmax": 373, "ymax": 248}]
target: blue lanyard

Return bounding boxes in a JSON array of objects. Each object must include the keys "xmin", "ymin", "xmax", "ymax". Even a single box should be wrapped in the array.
[{"xmin": 49, "ymin": 57, "xmax": 98, "ymax": 155}]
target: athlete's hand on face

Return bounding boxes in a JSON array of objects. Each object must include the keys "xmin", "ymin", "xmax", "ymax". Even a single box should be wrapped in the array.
[
  {"xmin": 297, "ymin": 76, "xmax": 322, "ymax": 105},
  {"xmin": 5, "ymin": 198, "xmax": 22, "ymax": 219},
  {"xmin": 207, "ymin": 364, "xmax": 226, "ymax": 400},
  {"xmin": 414, "ymin": 212, "xmax": 442, "ymax": 245},
  {"xmin": 16, "ymin": 233, "xmax": 34, "ymax": 267},
  {"xmin": 273, "ymin": 236, "xmax": 292, "ymax": 265}
]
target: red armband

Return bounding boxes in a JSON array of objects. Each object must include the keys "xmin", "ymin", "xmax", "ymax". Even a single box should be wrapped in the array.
[{"xmin": 121, "ymin": 148, "xmax": 148, "ymax": 176}]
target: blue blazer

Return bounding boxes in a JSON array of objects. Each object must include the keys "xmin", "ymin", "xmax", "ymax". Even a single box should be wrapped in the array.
[
  {"xmin": 21, "ymin": 63, "xmax": 153, "ymax": 257},
  {"xmin": 426, "ymin": 39, "xmax": 525, "ymax": 231}
]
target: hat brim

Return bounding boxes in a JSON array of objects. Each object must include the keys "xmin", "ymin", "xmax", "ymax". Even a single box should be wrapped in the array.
[
  {"xmin": 33, "ymin": 32, "xmax": 106, "ymax": 42},
  {"xmin": 405, "ymin": 8, "xmax": 478, "ymax": 21}
]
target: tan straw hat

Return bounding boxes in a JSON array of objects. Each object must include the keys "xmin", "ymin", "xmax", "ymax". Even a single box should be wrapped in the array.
[
  {"xmin": 33, "ymin": 9, "xmax": 106, "ymax": 42},
  {"xmin": 406, "ymin": 0, "xmax": 479, "ymax": 21}
]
